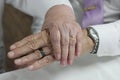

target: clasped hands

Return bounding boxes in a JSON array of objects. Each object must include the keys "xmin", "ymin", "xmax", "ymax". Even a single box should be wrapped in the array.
[{"xmin": 8, "ymin": 5, "xmax": 94, "ymax": 71}]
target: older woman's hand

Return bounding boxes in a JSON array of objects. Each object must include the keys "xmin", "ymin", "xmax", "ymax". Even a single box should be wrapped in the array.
[{"xmin": 42, "ymin": 5, "xmax": 83, "ymax": 65}]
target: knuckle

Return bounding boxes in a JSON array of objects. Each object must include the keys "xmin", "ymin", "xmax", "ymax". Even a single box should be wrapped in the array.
[
  {"xmin": 76, "ymin": 35, "xmax": 82, "ymax": 43},
  {"xmin": 14, "ymin": 42, "xmax": 19, "ymax": 47},
  {"xmin": 37, "ymin": 60, "xmax": 42, "ymax": 65},
  {"xmin": 77, "ymin": 32, "xmax": 82, "ymax": 39},
  {"xmin": 52, "ymin": 38, "xmax": 59, "ymax": 44},
  {"xmin": 23, "ymin": 56, "xmax": 30, "ymax": 62},
  {"xmin": 77, "ymin": 36, "xmax": 82, "ymax": 44},
  {"xmin": 51, "ymin": 22, "xmax": 57, "ymax": 27},
  {"xmin": 70, "ymin": 39, "xmax": 76, "ymax": 47},
  {"xmin": 62, "ymin": 38, "xmax": 69, "ymax": 46},
  {"xmin": 44, "ymin": 56, "xmax": 50, "ymax": 63},
  {"xmin": 49, "ymin": 22, "xmax": 58, "ymax": 30},
  {"xmin": 26, "ymin": 56, "xmax": 31, "ymax": 60},
  {"xmin": 63, "ymin": 21, "xmax": 70, "ymax": 27},
  {"xmin": 62, "ymin": 22, "xmax": 71, "ymax": 31},
  {"xmin": 25, "ymin": 35, "xmax": 35, "ymax": 41},
  {"xmin": 53, "ymin": 45, "xmax": 60, "ymax": 52},
  {"xmin": 70, "ymin": 43, "xmax": 75, "ymax": 47},
  {"xmin": 26, "ymin": 40, "xmax": 37, "ymax": 50},
  {"xmin": 69, "ymin": 29, "xmax": 77, "ymax": 37},
  {"xmin": 34, "ymin": 50, "xmax": 41, "ymax": 58},
  {"xmin": 53, "ymin": 46, "xmax": 60, "ymax": 54},
  {"xmin": 41, "ymin": 32, "xmax": 49, "ymax": 45}
]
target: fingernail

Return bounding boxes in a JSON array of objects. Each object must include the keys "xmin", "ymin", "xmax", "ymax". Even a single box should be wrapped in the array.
[
  {"xmin": 55, "ymin": 54, "xmax": 60, "ymax": 60},
  {"xmin": 10, "ymin": 45, "xmax": 16, "ymax": 50},
  {"xmin": 56, "ymin": 54, "xmax": 60, "ymax": 60},
  {"xmin": 8, "ymin": 51, "xmax": 15, "ymax": 58},
  {"xmin": 69, "ymin": 60, "xmax": 73, "ymax": 65},
  {"xmin": 62, "ymin": 61, "xmax": 67, "ymax": 67},
  {"xmin": 28, "ymin": 66, "xmax": 34, "ymax": 70},
  {"xmin": 15, "ymin": 59, "xmax": 22, "ymax": 64},
  {"xmin": 76, "ymin": 52, "xmax": 80, "ymax": 57}
]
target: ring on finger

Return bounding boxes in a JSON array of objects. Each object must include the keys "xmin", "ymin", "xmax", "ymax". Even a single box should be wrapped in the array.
[{"xmin": 38, "ymin": 48, "xmax": 46, "ymax": 58}]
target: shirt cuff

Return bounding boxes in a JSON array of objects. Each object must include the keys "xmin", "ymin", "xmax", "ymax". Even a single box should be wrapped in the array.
[{"xmin": 91, "ymin": 21, "xmax": 120, "ymax": 57}]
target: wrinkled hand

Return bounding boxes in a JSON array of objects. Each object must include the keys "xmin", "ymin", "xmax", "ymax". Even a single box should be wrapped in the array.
[
  {"xmin": 8, "ymin": 30, "xmax": 94, "ymax": 70},
  {"xmin": 7, "ymin": 5, "xmax": 94, "ymax": 70},
  {"xmin": 8, "ymin": 5, "xmax": 84, "ymax": 70},
  {"xmin": 8, "ymin": 31, "xmax": 55, "ymax": 70},
  {"xmin": 42, "ymin": 5, "xmax": 83, "ymax": 65}
]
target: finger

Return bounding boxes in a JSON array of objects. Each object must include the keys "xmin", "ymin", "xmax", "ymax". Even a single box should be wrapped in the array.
[
  {"xmin": 8, "ymin": 31, "xmax": 49, "ymax": 59},
  {"xmin": 67, "ymin": 26, "xmax": 77, "ymax": 65},
  {"xmin": 14, "ymin": 47, "xmax": 51, "ymax": 65},
  {"xmin": 60, "ymin": 24, "xmax": 69, "ymax": 66},
  {"xmin": 76, "ymin": 32, "xmax": 82, "ymax": 56},
  {"xmin": 16, "ymin": 60, "xmax": 36, "ymax": 69},
  {"xmin": 49, "ymin": 24, "xmax": 61, "ymax": 60},
  {"xmin": 43, "ymin": 47, "xmax": 52, "ymax": 55},
  {"xmin": 68, "ymin": 36, "xmax": 76, "ymax": 65},
  {"xmin": 14, "ymin": 50, "xmax": 41, "ymax": 66},
  {"xmin": 28, "ymin": 55, "xmax": 55, "ymax": 70},
  {"xmin": 10, "ymin": 34, "xmax": 40, "ymax": 50}
]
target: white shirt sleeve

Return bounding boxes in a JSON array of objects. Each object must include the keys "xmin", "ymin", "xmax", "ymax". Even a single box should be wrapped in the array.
[
  {"xmin": 91, "ymin": 20, "xmax": 120, "ymax": 57},
  {"xmin": 5, "ymin": 0, "xmax": 73, "ymax": 33}
]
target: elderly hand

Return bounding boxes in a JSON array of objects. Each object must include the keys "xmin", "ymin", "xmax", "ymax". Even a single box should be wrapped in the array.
[
  {"xmin": 42, "ymin": 5, "xmax": 83, "ymax": 65},
  {"xmin": 8, "ymin": 29, "xmax": 94, "ymax": 70},
  {"xmin": 8, "ymin": 31, "xmax": 56, "ymax": 70},
  {"xmin": 8, "ymin": 5, "xmax": 94, "ymax": 70}
]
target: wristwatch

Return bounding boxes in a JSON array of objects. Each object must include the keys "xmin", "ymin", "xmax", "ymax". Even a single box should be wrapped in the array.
[{"xmin": 87, "ymin": 27, "xmax": 99, "ymax": 54}]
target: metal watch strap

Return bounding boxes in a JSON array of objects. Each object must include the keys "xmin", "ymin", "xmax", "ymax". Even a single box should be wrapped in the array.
[{"xmin": 87, "ymin": 27, "xmax": 99, "ymax": 54}]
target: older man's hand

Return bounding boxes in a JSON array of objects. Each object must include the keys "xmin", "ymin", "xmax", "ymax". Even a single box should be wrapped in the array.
[
  {"xmin": 8, "ymin": 31, "xmax": 49, "ymax": 58},
  {"xmin": 8, "ymin": 31, "xmax": 55, "ymax": 70}
]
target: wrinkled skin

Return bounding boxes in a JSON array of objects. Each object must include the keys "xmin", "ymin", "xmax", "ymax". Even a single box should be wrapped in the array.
[
  {"xmin": 8, "ymin": 5, "xmax": 94, "ymax": 70},
  {"xmin": 42, "ymin": 5, "xmax": 83, "ymax": 65}
]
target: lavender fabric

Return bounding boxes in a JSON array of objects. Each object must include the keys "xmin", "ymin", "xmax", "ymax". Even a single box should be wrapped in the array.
[{"xmin": 82, "ymin": 0, "xmax": 104, "ymax": 28}]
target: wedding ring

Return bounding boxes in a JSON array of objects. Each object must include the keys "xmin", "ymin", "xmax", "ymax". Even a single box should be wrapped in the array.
[{"xmin": 38, "ymin": 48, "xmax": 46, "ymax": 58}]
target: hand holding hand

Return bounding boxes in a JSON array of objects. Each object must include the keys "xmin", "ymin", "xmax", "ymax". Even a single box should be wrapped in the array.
[
  {"xmin": 8, "ymin": 29, "xmax": 94, "ymax": 70},
  {"xmin": 42, "ymin": 5, "xmax": 83, "ymax": 65},
  {"xmin": 8, "ymin": 5, "xmax": 94, "ymax": 70}
]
